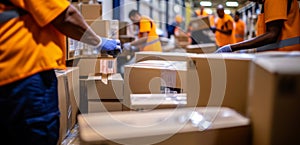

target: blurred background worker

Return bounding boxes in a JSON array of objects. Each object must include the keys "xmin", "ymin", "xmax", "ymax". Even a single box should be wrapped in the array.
[
  {"xmin": 123, "ymin": 9, "xmax": 162, "ymax": 52},
  {"xmin": 0, "ymin": 0, "xmax": 120, "ymax": 145},
  {"xmin": 212, "ymin": 4, "xmax": 236, "ymax": 48},
  {"xmin": 167, "ymin": 15, "xmax": 183, "ymax": 38},
  {"xmin": 215, "ymin": 0, "xmax": 300, "ymax": 53},
  {"xmin": 234, "ymin": 11, "xmax": 246, "ymax": 43},
  {"xmin": 193, "ymin": 4, "xmax": 208, "ymax": 17}
]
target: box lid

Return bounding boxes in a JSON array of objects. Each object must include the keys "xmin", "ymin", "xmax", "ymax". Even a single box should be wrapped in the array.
[
  {"xmin": 125, "ymin": 60, "xmax": 187, "ymax": 71},
  {"xmin": 254, "ymin": 55, "xmax": 300, "ymax": 74},
  {"xmin": 78, "ymin": 107, "xmax": 249, "ymax": 142},
  {"xmin": 190, "ymin": 53, "xmax": 254, "ymax": 60},
  {"xmin": 130, "ymin": 93, "xmax": 187, "ymax": 106}
]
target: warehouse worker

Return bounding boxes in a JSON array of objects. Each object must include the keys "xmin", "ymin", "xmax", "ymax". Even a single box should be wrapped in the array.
[
  {"xmin": 193, "ymin": 4, "xmax": 209, "ymax": 17},
  {"xmin": 167, "ymin": 15, "xmax": 183, "ymax": 38},
  {"xmin": 211, "ymin": 4, "xmax": 236, "ymax": 47},
  {"xmin": 234, "ymin": 11, "xmax": 246, "ymax": 43},
  {"xmin": 215, "ymin": 0, "xmax": 300, "ymax": 53},
  {"xmin": 123, "ymin": 10, "xmax": 162, "ymax": 52},
  {"xmin": 0, "ymin": 0, "xmax": 121, "ymax": 145}
]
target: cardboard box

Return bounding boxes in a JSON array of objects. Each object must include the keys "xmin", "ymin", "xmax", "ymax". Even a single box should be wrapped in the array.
[
  {"xmin": 56, "ymin": 73, "xmax": 68, "ymax": 144},
  {"xmin": 86, "ymin": 73, "xmax": 123, "ymax": 100},
  {"xmin": 130, "ymin": 93, "xmax": 187, "ymax": 110},
  {"xmin": 65, "ymin": 67, "xmax": 80, "ymax": 129},
  {"xmin": 81, "ymin": 4, "xmax": 102, "ymax": 20},
  {"xmin": 76, "ymin": 56, "xmax": 117, "ymax": 77},
  {"xmin": 248, "ymin": 54, "xmax": 300, "ymax": 145},
  {"xmin": 123, "ymin": 60, "xmax": 188, "ymax": 109},
  {"xmin": 85, "ymin": 20, "xmax": 119, "ymax": 39},
  {"xmin": 189, "ymin": 16, "xmax": 210, "ymax": 31},
  {"xmin": 135, "ymin": 51, "xmax": 194, "ymax": 62},
  {"xmin": 67, "ymin": 38, "xmax": 84, "ymax": 60},
  {"xmin": 119, "ymin": 21, "xmax": 128, "ymax": 36},
  {"xmin": 78, "ymin": 107, "xmax": 251, "ymax": 145},
  {"xmin": 185, "ymin": 43, "xmax": 217, "ymax": 54},
  {"xmin": 190, "ymin": 54, "xmax": 254, "ymax": 116},
  {"xmin": 88, "ymin": 101, "xmax": 123, "ymax": 113},
  {"xmin": 55, "ymin": 67, "xmax": 80, "ymax": 144}
]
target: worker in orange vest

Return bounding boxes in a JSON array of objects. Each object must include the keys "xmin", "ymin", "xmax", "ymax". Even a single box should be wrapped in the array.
[
  {"xmin": 123, "ymin": 10, "xmax": 162, "ymax": 52},
  {"xmin": 234, "ymin": 11, "xmax": 246, "ymax": 43},
  {"xmin": 215, "ymin": 0, "xmax": 300, "ymax": 53},
  {"xmin": 211, "ymin": 4, "xmax": 236, "ymax": 47}
]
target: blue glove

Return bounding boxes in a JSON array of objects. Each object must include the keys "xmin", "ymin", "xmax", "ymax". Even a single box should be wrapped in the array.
[
  {"xmin": 122, "ymin": 42, "xmax": 131, "ymax": 51},
  {"xmin": 97, "ymin": 37, "xmax": 122, "ymax": 57},
  {"xmin": 214, "ymin": 45, "xmax": 232, "ymax": 53}
]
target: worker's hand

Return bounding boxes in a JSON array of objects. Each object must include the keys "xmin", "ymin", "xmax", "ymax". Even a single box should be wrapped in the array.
[
  {"xmin": 122, "ymin": 42, "xmax": 131, "ymax": 51},
  {"xmin": 97, "ymin": 37, "xmax": 122, "ymax": 57},
  {"xmin": 214, "ymin": 45, "xmax": 232, "ymax": 53},
  {"xmin": 209, "ymin": 27, "xmax": 217, "ymax": 33}
]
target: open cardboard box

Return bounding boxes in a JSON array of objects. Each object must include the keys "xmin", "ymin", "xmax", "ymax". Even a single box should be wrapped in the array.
[
  {"xmin": 78, "ymin": 107, "xmax": 251, "ymax": 145},
  {"xmin": 123, "ymin": 60, "xmax": 188, "ymax": 109}
]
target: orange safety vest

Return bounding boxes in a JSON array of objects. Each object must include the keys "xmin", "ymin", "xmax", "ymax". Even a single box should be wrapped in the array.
[
  {"xmin": 256, "ymin": 0, "xmax": 300, "ymax": 51},
  {"xmin": 0, "ymin": 1, "xmax": 69, "ymax": 86},
  {"xmin": 138, "ymin": 16, "xmax": 162, "ymax": 52},
  {"xmin": 234, "ymin": 19, "xmax": 246, "ymax": 43},
  {"xmin": 215, "ymin": 14, "xmax": 236, "ymax": 47}
]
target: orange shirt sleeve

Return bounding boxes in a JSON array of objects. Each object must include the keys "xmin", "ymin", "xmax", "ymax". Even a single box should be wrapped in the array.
[
  {"xmin": 139, "ymin": 18, "xmax": 152, "ymax": 33},
  {"xmin": 11, "ymin": 0, "xmax": 70, "ymax": 27},
  {"xmin": 264, "ymin": 0, "xmax": 287, "ymax": 23}
]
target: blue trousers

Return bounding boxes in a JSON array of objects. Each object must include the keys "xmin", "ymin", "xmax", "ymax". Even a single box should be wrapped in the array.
[{"xmin": 0, "ymin": 70, "xmax": 60, "ymax": 145}]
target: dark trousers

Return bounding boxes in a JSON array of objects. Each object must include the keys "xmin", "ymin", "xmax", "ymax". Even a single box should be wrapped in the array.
[{"xmin": 0, "ymin": 70, "xmax": 60, "ymax": 145}]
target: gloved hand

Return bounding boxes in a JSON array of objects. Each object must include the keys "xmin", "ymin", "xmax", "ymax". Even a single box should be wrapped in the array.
[
  {"xmin": 214, "ymin": 45, "xmax": 232, "ymax": 53},
  {"xmin": 97, "ymin": 37, "xmax": 122, "ymax": 57},
  {"xmin": 122, "ymin": 42, "xmax": 131, "ymax": 51},
  {"xmin": 209, "ymin": 27, "xmax": 217, "ymax": 33}
]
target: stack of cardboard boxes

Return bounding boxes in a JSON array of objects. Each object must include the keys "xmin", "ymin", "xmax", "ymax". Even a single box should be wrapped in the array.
[
  {"xmin": 67, "ymin": 1, "xmax": 120, "ymax": 59},
  {"xmin": 77, "ymin": 55, "xmax": 124, "ymax": 113},
  {"xmin": 56, "ymin": 67, "xmax": 80, "ymax": 144}
]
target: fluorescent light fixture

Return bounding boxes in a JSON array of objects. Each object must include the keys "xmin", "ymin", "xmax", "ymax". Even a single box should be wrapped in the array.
[
  {"xmin": 224, "ymin": 9, "xmax": 231, "ymax": 14},
  {"xmin": 226, "ymin": 1, "xmax": 239, "ymax": 7},
  {"xmin": 204, "ymin": 8, "xmax": 213, "ymax": 14},
  {"xmin": 200, "ymin": 1, "xmax": 212, "ymax": 7}
]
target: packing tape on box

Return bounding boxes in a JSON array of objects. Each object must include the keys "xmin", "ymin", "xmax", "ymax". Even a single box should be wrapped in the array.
[
  {"xmin": 101, "ymin": 73, "xmax": 108, "ymax": 85},
  {"xmin": 161, "ymin": 69, "xmax": 176, "ymax": 89}
]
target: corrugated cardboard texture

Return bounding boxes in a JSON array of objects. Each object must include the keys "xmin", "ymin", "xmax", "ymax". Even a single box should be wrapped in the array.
[
  {"xmin": 87, "ymin": 73, "xmax": 124, "ymax": 100},
  {"xmin": 191, "ymin": 54, "xmax": 254, "ymax": 116},
  {"xmin": 249, "ymin": 56, "xmax": 300, "ymax": 145},
  {"xmin": 81, "ymin": 4, "xmax": 102, "ymax": 20}
]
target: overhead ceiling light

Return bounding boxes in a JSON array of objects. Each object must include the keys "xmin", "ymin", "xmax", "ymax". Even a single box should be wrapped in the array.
[
  {"xmin": 226, "ymin": 1, "xmax": 239, "ymax": 7},
  {"xmin": 200, "ymin": 1, "xmax": 212, "ymax": 7},
  {"xmin": 224, "ymin": 9, "xmax": 231, "ymax": 14}
]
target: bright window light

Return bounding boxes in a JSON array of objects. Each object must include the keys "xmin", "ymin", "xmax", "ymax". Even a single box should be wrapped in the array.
[
  {"xmin": 200, "ymin": 1, "xmax": 212, "ymax": 7},
  {"xmin": 226, "ymin": 1, "xmax": 239, "ymax": 7},
  {"xmin": 204, "ymin": 8, "xmax": 212, "ymax": 14},
  {"xmin": 224, "ymin": 9, "xmax": 231, "ymax": 14}
]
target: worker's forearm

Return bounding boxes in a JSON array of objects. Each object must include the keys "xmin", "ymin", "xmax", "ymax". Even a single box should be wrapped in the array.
[
  {"xmin": 51, "ymin": 5, "xmax": 99, "ymax": 46},
  {"xmin": 216, "ymin": 29, "xmax": 232, "ymax": 35},
  {"xmin": 130, "ymin": 37, "xmax": 148, "ymax": 47},
  {"xmin": 231, "ymin": 32, "xmax": 278, "ymax": 51}
]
